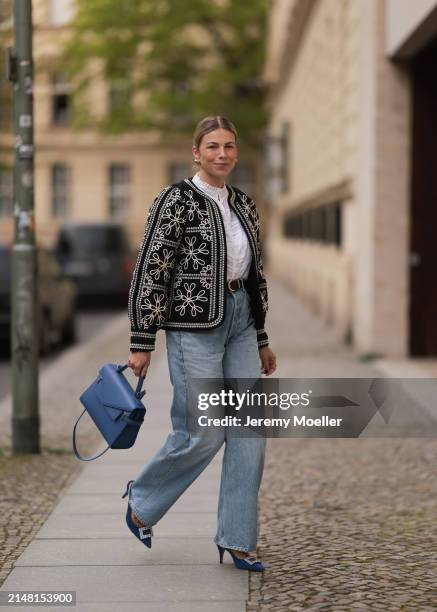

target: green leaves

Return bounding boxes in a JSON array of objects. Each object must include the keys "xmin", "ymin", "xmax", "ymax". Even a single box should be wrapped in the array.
[{"xmin": 62, "ymin": 0, "xmax": 267, "ymax": 144}]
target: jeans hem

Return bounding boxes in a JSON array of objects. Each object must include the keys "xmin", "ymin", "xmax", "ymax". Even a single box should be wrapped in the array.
[
  {"xmin": 214, "ymin": 536, "xmax": 254, "ymax": 553},
  {"xmin": 126, "ymin": 496, "xmax": 154, "ymax": 529}
]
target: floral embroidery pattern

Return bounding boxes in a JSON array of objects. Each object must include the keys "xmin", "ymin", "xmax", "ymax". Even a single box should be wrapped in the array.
[
  {"xmin": 149, "ymin": 248, "xmax": 174, "ymax": 282},
  {"xmin": 183, "ymin": 189, "xmax": 208, "ymax": 222},
  {"xmin": 240, "ymin": 194, "xmax": 260, "ymax": 235},
  {"xmin": 249, "ymin": 212, "xmax": 260, "ymax": 234},
  {"xmin": 151, "ymin": 240, "xmax": 162, "ymax": 252},
  {"xmin": 180, "ymin": 236, "xmax": 208, "ymax": 270},
  {"xmin": 161, "ymin": 203, "xmax": 185, "ymax": 238},
  {"xmin": 140, "ymin": 286, "xmax": 153, "ymax": 298},
  {"xmin": 199, "ymin": 217, "xmax": 212, "ymax": 241},
  {"xmin": 240, "ymin": 194, "xmax": 252, "ymax": 217},
  {"xmin": 141, "ymin": 293, "xmax": 167, "ymax": 326},
  {"xmin": 260, "ymin": 288, "xmax": 268, "ymax": 313},
  {"xmin": 200, "ymin": 264, "xmax": 213, "ymax": 289},
  {"xmin": 174, "ymin": 282, "xmax": 208, "ymax": 316},
  {"xmin": 142, "ymin": 272, "xmax": 154, "ymax": 286}
]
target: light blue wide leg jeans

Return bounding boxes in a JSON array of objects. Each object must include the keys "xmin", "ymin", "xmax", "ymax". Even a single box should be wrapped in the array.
[{"xmin": 128, "ymin": 286, "xmax": 266, "ymax": 552}]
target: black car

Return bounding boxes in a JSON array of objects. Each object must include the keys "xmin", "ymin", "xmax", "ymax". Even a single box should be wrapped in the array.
[
  {"xmin": 54, "ymin": 223, "xmax": 134, "ymax": 305},
  {"xmin": 0, "ymin": 245, "xmax": 77, "ymax": 354}
]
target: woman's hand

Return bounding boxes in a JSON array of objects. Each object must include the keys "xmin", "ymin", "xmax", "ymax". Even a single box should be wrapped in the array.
[
  {"xmin": 259, "ymin": 346, "xmax": 277, "ymax": 376},
  {"xmin": 128, "ymin": 351, "xmax": 151, "ymax": 378}
]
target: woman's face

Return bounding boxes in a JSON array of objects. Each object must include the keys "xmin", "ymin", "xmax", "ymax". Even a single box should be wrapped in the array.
[{"xmin": 192, "ymin": 128, "xmax": 238, "ymax": 181}]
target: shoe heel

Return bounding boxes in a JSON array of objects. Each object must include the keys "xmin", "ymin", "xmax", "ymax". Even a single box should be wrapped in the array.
[
  {"xmin": 122, "ymin": 479, "xmax": 134, "ymax": 499},
  {"xmin": 217, "ymin": 544, "xmax": 224, "ymax": 564},
  {"xmin": 222, "ymin": 547, "xmax": 265, "ymax": 572}
]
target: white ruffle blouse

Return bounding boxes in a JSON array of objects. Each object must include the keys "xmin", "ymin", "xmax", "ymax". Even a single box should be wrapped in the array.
[{"xmin": 192, "ymin": 172, "xmax": 252, "ymax": 281}]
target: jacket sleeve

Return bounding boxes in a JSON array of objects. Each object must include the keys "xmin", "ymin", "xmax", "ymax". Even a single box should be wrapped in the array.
[
  {"xmin": 128, "ymin": 185, "xmax": 186, "ymax": 352},
  {"xmin": 252, "ymin": 201, "xmax": 269, "ymax": 349}
]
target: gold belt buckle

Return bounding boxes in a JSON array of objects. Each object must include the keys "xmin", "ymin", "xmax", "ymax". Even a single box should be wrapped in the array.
[{"xmin": 227, "ymin": 279, "xmax": 235, "ymax": 292}]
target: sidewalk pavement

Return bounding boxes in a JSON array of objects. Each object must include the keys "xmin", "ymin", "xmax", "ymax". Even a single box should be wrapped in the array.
[{"xmin": 1, "ymin": 278, "xmax": 437, "ymax": 611}]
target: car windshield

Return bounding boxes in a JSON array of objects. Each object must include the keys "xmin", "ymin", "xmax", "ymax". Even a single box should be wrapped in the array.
[{"xmin": 57, "ymin": 227, "xmax": 127, "ymax": 256}]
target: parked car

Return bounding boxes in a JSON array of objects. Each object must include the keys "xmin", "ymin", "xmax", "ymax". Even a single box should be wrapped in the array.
[
  {"xmin": 0, "ymin": 244, "xmax": 77, "ymax": 355},
  {"xmin": 54, "ymin": 223, "xmax": 134, "ymax": 305}
]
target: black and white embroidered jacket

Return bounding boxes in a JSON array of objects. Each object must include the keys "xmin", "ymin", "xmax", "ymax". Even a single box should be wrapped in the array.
[{"xmin": 128, "ymin": 177, "xmax": 269, "ymax": 352}]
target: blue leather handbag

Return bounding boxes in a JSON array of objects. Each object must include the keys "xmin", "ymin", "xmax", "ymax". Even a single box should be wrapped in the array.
[{"xmin": 73, "ymin": 364, "xmax": 146, "ymax": 461}]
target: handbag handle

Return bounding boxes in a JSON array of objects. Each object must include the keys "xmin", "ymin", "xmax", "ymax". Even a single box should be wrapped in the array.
[
  {"xmin": 117, "ymin": 364, "xmax": 145, "ymax": 399},
  {"xmin": 73, "ymin": 365, "xmax": 146, "ymax": 461},
  {"xmin": 72, "ymin": 408, "xmax": 111, "ymax": 461}
]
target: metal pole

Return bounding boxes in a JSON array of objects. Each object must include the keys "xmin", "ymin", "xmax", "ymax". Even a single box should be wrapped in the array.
[{"xmin": 9, "ymin": 0, "xmax": 39, "ymax": 453}]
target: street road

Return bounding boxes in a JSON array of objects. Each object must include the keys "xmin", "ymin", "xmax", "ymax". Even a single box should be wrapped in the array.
[{"xmin": 0, "ymin": 308, "xmax": 124, "ymax": 401}]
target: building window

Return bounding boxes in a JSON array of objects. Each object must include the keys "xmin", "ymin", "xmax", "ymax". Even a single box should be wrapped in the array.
[
  {"xmin": 280, "ymin": 121, "xmax": 290, "ymax": 194},
  {"xmin": 109, "ymin": 164, "xmax": 130, "ymax": 218},
  {"xmin": 0, "ymin": 169, "xmax": 13, "ymax": 217},
  {"xmin": 283, "ymin": 202, "xmax": 342, "ymax": 247},
  {"xmin": 168, "ymin": 162, "xmax": 191, "ymax": 184},
  {"xmin": 265, "ymin": 122, "xmax": 290, "ymax": 199},
  {"xmin": 109, "ymin": 79, "xmax": 131, "ymax": 116},
  {"xmin": 49, "ymin": 0, "xmax": 74, "ymax": 26},
  {"xmin": 52, "ymin": 73, "xmax": 71, "ymax": 125},
  {"xmin": 264, "ymin": 139, "xmax": 281, "ymax": 199},
  {"xmin": 52, "ymin": 164, "xmax": 70, "ymax": 218}
]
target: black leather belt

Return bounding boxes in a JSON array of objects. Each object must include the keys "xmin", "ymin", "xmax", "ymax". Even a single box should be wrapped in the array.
[{"xmin": 227, "ymin": 278, "xmax": 245, "ymax": 292}]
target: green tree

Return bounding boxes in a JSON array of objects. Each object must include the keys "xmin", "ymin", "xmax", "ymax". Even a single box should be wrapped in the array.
[{"xmin": 62, "ymin": 0, "xmax": 267, "ymax": 144}]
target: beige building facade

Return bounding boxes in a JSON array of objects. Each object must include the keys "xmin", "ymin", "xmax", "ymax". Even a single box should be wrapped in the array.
[
  {"xmin": 0, "ymin": 0, "xmax": 261, "ymax": 249},
  {"xmin": 265, "ymin": 0, "xmax": 437, "ymax": 357}
]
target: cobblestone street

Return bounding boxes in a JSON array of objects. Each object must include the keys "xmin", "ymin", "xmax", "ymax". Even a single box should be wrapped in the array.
[
  {"xmin": 248, "ymin": 280, "xmax": 437, "ymax": 611},
  {"xmin": 250, "ymin": 437, "xmax": 436, "ymax": 611},
  {"xmin": 0, "ymin": 450, "xmax": 81, "ymax": 586}
]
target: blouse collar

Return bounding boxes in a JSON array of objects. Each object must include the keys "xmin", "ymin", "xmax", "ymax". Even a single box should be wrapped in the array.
[{"xmin": 192, "ymin": 173, "xmax": 228, "ymax": 201}]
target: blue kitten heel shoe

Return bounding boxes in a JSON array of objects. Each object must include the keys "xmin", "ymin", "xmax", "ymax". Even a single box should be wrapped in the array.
[
  {"xmin": 217, "ymin": 545, "xmax": 264, "ymax": 572},
  {"xmin": 122, "ymin": 480, "xmax": 153, "ymax": 549}
]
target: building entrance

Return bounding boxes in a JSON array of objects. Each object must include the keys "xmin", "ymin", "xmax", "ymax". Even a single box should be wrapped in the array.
[{"xmin": 410, "ymin": 37, "xmax": 437, "ymax": 355}]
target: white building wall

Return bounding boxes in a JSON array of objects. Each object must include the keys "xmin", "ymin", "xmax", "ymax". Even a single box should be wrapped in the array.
[{"xmin": 266, "ymin": 0, "xmax": 413, "ymax": 355}]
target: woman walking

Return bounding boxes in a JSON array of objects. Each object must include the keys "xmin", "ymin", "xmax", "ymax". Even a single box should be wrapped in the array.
[{"xmin": 124, "ymin": 115, "xmax": 276, "ymax": 571}]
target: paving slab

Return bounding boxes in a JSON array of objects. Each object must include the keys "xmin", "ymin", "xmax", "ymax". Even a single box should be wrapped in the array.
[
  {"xmin": 14, "ymin": 538, "xmax": 220, "ymax": 567},
  {"xmin": 67, "ymin": 459, "xmax": 223, "ymax": 479},
  {"xmin": 51, "ymin": 493, "xmax": 218, "ymax": 515},
  {"xmin": 34, "ymin": 512, "xmax": 217, "ymax": 540},
  {"xmin": 74, "ymin": 430, "xmax": 228, "ymax": 463},
  {"xmin": 66, "ymin": 472, "xmax": 221, "ymax": 496},
  {"xmin": 1, "ymin": 565, "xmax": 247, "ymax": 602}
]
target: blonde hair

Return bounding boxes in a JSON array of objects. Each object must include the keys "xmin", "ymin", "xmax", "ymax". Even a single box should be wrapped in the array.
[{"xmin": 192, "ymin": 116, "xmax": 238, "ymax": 170}]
